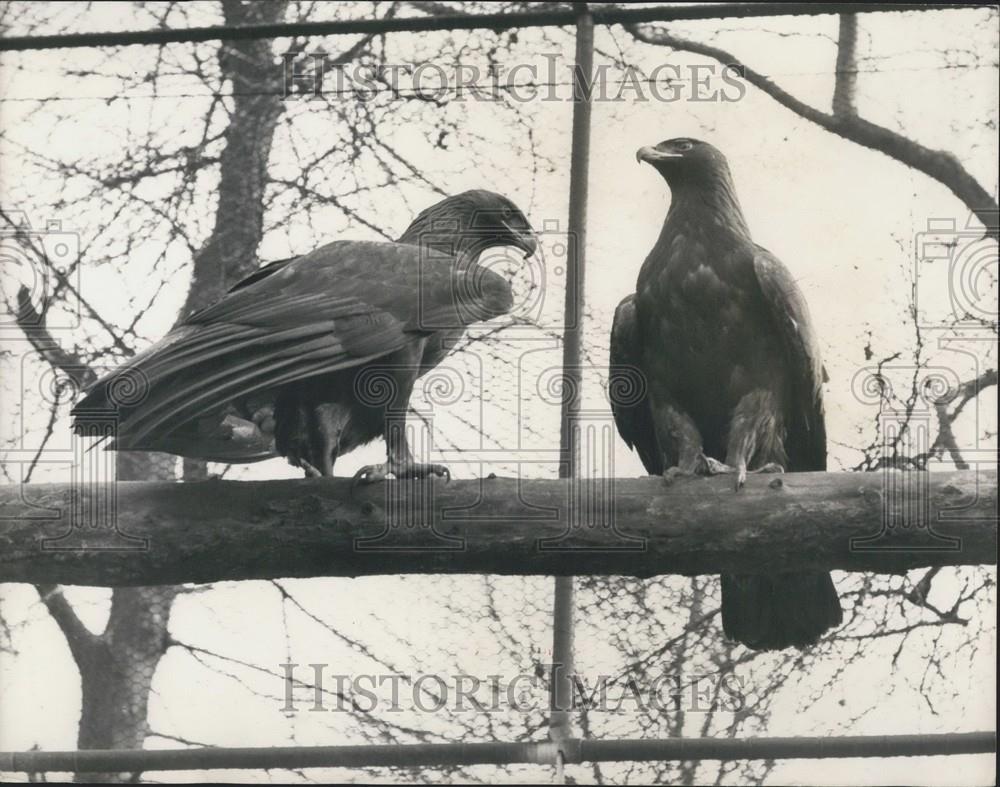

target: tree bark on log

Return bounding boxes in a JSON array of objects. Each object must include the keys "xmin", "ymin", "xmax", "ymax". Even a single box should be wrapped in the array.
[{"xmin": 1, "ymin": 470, "xmax": 994, "ymax": 586}]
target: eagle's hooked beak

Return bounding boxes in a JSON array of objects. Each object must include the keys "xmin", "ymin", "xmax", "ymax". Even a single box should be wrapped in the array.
[
  {"xmin": 505, "ymin": 222, "xmax": 539, "ymax": 258},
  {"xmin": 516, "ymin": 231, "xmax": 539, "ymax": 258},
  {"xmin": 636, "ymin": 146, "xmax": 683, "ymax": 165}
]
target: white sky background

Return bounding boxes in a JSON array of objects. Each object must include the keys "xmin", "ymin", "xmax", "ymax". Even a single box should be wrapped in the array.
[{"xmin": 0, "ymin": 2, "xmax": 997, "ymax": 785}]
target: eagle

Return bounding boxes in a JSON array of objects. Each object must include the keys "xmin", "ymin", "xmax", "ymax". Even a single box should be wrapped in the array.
[
  {"xmin": 72, "ymin": 190, "xmax": 537, "ymax": 481},
  {"xmin": 610, "ymin": 138, "xmax": 842, "ymax": 650}
]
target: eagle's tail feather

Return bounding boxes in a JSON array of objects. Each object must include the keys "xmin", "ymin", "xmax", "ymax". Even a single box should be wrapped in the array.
[{"xmin": 721, "ymin": 572, "xmax": 842, "ymax": 651}]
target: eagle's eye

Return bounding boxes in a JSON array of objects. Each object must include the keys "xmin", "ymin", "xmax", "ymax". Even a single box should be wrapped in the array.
[{"xmin": 674, "ymin": 140, "xmax": 694, "ymax": 152}]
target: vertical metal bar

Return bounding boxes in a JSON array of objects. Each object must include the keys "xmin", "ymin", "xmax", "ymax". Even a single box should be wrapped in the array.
[{"xmin": 550, "ymin": 2, "xmax": 595, "ymax": 758}]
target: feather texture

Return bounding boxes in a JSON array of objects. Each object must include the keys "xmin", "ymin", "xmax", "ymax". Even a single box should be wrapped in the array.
[
  {"xmin": 73, "ymin": 191, "xmax": 535, "ymax": 474},
  {"xmin": 612, "ymin": 139, "xmax": 842, "ymax": 650}
]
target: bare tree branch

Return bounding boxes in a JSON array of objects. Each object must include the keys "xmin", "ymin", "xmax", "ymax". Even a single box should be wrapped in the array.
[
  {"xmin": 832, "ymin": 14, "xmax": 857, "ymax": 116},
  {"xmin": 626, "ymin": 23, "xmax": 1000, "ymax": 237},
  {"xmin": 34, "ymin": 585, "xmax": 99, "ymax": 664}
]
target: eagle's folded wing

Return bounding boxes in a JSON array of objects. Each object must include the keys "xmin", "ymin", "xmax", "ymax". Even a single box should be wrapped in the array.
[
  {"xmin": 752, "ymin": 246, "xmax": 827, "ymax": 471},
  {"xmin": 73, "ymin": 240, "xmax": 513, "ymax": 452},
  {"xmin": 609, "ymin": 294, "xmax": 653, "ymax": 472}
]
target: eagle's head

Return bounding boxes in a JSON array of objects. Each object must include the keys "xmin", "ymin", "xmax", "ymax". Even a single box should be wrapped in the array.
[
  {"xmin": 461, "ymin": 190, "xmax": 538, "ymax": 257},
  {"xmin": 636, "ymin": 138, "xmax": 732, "ymax": 187},
  {"xmin": 401, "ymin": 190, "xmax": 538, "ymax": 259}
]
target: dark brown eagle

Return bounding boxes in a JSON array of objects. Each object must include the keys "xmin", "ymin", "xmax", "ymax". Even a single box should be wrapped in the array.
[
  {"xmin": 73, "ymin": 190, "xmax": 536, "ymax": 481},
  {"xmin": 610, "ymin": 138, "xmax": 842, "ymax": 650}
]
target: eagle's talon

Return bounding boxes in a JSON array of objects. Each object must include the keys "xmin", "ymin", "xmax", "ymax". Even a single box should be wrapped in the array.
[
  {"xmin": 297, "ymin": 459, "xmax": 323, "ymax": 478},
  {"xmin": 732, "ymin": 463, "xmax": 784, "ymax": 491},
  {"xmin": 352, "ymin": 463, "xmax": 389, "ymax": 486},
  {"xmin": 662, "ymin": 466, "xmax": 692, "ymax": 484},
  {"xmin": 695, "ymin": 453, "xmax": 734, "ymax": 476},
  {"xmin": 352, "ymin": 461, "xmax": 450, "ymax": 484},
  {"xmin": 396, "ymin": 462, "xmax": 451, "ymax": 482},
  {"xmin": 735, "ymin": 465, "xmax": 747, "ymax": 492}
]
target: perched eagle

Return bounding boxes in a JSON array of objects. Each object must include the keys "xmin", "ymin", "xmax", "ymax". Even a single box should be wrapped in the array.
[
  {"xmin": 610, "ymin": 138, "xmax": 842, "ymax": 650},
  {"xmin": 73, "ymin": 190, "xmax": 537, "ymax": 481}
]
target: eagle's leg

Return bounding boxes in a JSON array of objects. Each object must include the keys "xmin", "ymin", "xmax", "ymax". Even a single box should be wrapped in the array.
[
  {"xmin": 310, "ymin": 404, "xmax": 345, "ymax": 477},
  {"xmin": 352, "ymin": 359, "xmax": 449, "ymax": 485},
  {"xmin": 654, "ymin": 400, "xmax": 705, "ymax": 482},
  {"xmin": 351, "ymin": 426, "xmax": 450, "ymax": 484},
  {"xmin": 388, "ymin": 438, "xmax": 451, "ymax": 482},
  {"xmin": 298, "ymin": 459, "xmax": 323, "ymax": 478},
  {"xmin": 275, "ymin": 398, "xmax": 321, "ymax": 477},
  {"xmin": 275, "ymin": 394, "xmax": 347, "ymax": 478},
  {"xmin": 724, "ymin": 390, "xmax": 787, "ymax": 491},
  {"xmin": 687, "ymin": 392, "xmax": 787, "ymax": 489}
]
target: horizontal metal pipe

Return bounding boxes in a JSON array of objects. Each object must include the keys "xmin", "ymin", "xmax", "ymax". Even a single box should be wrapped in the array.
[
  {"xmin": 0, "ymin": 741, "xmax": 558, "ymax": 773},
  {"xmin": 579, "ymin": 732, "xmax": 998, "ymax": 763},
  {"xmin": 1, "ymin": 733, "xmax": 994, "ymax": 772},
  {"xmin": 0, "ymin": 4, "xmax": 989, "ymax": 52}
]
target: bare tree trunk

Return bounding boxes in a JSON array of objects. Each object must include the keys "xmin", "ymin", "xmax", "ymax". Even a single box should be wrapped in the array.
[
  {"xmin": 74, "ymin": 584, "xmax": 177, "ymax": 770},
  {"xmin": 181, "ymin": 0, "xmax": 288, "ymax": 317}
]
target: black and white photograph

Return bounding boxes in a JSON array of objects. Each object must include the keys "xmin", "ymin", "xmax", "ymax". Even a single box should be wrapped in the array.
[{"xmin": 0, "ymin": 1, "xmax": 997, "ymax": 784}]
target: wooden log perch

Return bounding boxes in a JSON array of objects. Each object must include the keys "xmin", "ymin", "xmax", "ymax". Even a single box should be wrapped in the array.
[{"xmin": 0, "ymin": 470, "xmax": 995, "ymax": 587}]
